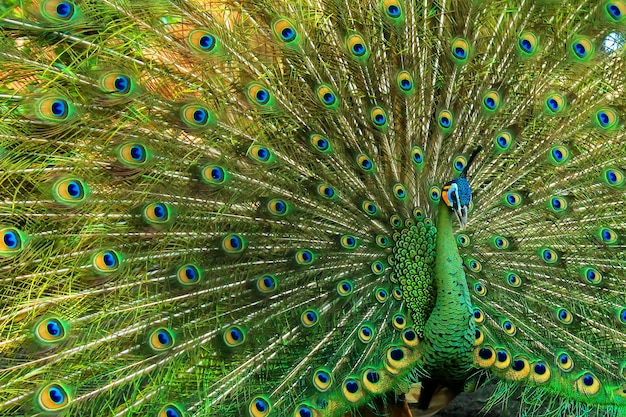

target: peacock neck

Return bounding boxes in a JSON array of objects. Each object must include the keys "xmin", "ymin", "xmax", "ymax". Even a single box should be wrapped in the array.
[{"xmin": 421, "ymin": 203, "xmax": 476, "ymax": 381}]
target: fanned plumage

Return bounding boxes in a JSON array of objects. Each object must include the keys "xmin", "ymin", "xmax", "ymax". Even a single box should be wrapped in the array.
[{"xmin": 0, "ymin": 1, "xmax": 624, "ymax": 416}]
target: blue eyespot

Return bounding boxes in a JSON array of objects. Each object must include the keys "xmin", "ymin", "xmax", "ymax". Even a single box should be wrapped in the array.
[
  {"xmin": 51, "ymin": 99, "xmax": 68, "ymax": 117},
  {"xmin": 199, "ymin": 34, "xmax": 215, "ymax": 50},
  {"xmin": 352, "ymin": 43, "xmax": 366, "ymax": 56},
  {"xmin": 479, "ymin": 348, "xmax": 493, "ymax": 360},
  {"xmin": 323, "ymin": 92, "xmax": 336, "ymax": 105},
  {"xmin": 114, "ymin": 75, "xmax": 130, "ymax": 93},
  {"xmin": 55, "ymin": 2, "xmax": 74, "ymax": 19},
  {"xmin": 193, "ymin": 109, "xmax": 208, "ymax": 124},
  {"xmin": 520, "ymin": 39, "xmax": 532, "ymax": 52},
  {"xmin": 130, "ymin": 145, "xmax": 144, "ymax": 161},
  {"xmin": 534, "ymin": 363, "xmax": 547, "ymax": 375}
]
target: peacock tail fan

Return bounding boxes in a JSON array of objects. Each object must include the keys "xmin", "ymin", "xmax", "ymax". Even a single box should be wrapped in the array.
[{"xmin": 0, "ymin": 1, "xmax": 624, "ymax": 416}]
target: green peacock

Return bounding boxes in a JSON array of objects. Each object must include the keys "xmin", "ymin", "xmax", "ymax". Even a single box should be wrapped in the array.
[{"xmin": 0, "ymin": 0, "xmax": 625, "ymax": 416}]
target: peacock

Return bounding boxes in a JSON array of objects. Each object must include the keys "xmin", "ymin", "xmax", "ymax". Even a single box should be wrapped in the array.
[{"xmin": 0, "ymin": 0, "xmax": 624, "ymax": 416}]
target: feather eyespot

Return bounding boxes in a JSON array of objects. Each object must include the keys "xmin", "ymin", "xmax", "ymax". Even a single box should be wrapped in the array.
[
  {"xmin": 370, "ymin": 107, "xmax": 388, "ymax": 128},
  {"xmin": 396, "ymin": 71, "xmax": 413, "ymax": 92},
  {"xmin": 603, "ymin": 168, "xmax": 624, "ymax": 187},
  {"xmin": 473, "ymin": 282, "xmax": 487, "ymax": 296},
  {"xmin": 571, "ymin": 37, "xmax": 593, "ymax": 60},
  {"xmin": 402, "ymin": 328, "xmax": 419, "ymax": 346},
  {"xmin": 158, "ymin": 404, "xmax": 184, "ymax": 417},
  {"xmin": 549, "ymin": 145, "xmax": 570, "ymax": 165},
  {"xmin": 301, "ymin": 309, "xmax": 319, "ymax": 327},
  {"xmin": 384, "ymin": 0, "xmax": 404, "ymax": 20},
  {"xmin": 502, "ymin": 320, "xmax": 516, "ymax": 335},
  {"xmin": 340, "ymin": 235, "xmax": 358, "ymax": 249},
  {"xmin": 92, "ymin": 250, "xmax": 121, "ymax": 273},
  {"xmin": 474, "ymin": 328, "xmax": 484, "ymax": 345},
  {"xmin": 618, "ymin": 308, "xmax": 626, "ymax": 325},
  {"xmin": 386, "ymin": 346, "xmax": 409, "ymax": 370},
  {"xmin": 582, "ymin": 267, "xmax": 602, "ymax": 285},
  {"xmin": 531, "ymin": 362, "xmax": 551, "ymax": 384},
  {"xmin": 36, "ymin": 383, "xmax": 70, "ymax": 412},
  {"xmin": 545, "ymin": 94, "xmax": 566, "ymax": 114},
  {"xmin": 482, "ymin": 91, "xmax": 500, "ymax": 112},
  {"xmin": 392, "ymin": 314, "xmax": 406, "ymax": 330},
  {"xmin": 295, "ymin": 249, "xmax": 315, "ymax": 265},
  {"xmin": 492, "ymin": 236, "xmax": 509, "ymax": 249},
  {"xmin": 359, "ymin": 324, "xmax": 375, "ymax": 343},
  {"xmin": 0, "ymin": 227, "xmax": 28, "ymax": 256},
  {"xmin": 118, "ymin": 143, "xmax": 150, "ymax": 167},
  {"xmin": 201, "ymin": 164, "xmax": 229, "ymax": 186},
  {"xmin": 506, "ymin": 272, "xmax": 522, "ymax": 287},
  {"xmin": 222, "ymin": 234, "xmax": 245, "ymax": 254},
  {"xmin": 392, "ymin": 287, "xmax": 402, "ymax": 301},
  {"xmin": 503, "ymin": 192, "xmax": 522, "ymax": 207},
  {"xmin": 36, "ymin": 96, "xmax": 73, "ymax": 122},
  {"xmin": 605, "ymin": 1, "xmax": 626, "ymax": 22},
  {"xmin": 392, "ymin": 183, "xmax": 407, "ymax": 200},
  {"xmin": 100, "ymin": 73, "xmax": 133, "ymax": 94},
  {"xmin": 556, "ymin": 353, "xmax": 574, "ymax": 372},
  {"xmin": 437, "ymin": 110, "xmax": 454, "ymax": 131},
  {"xmin": 317, "ymin": 184, "xmax": 337, "ymax": 199},
  {"xmin": 475, "ymin": 346, "xmax": 495, "ymax": 367},
  {"xmin": 371, "ymin": 261, "xmax": 386, "ymax": 275},
  {"xmin": 375, "ymin": 234, "xmax": 390, "ymax": 247},
  {"xmin": 295, "ymin": 405, "xmax": 317, "ymax": 417},
  {"xmin": 598, "ymin": 227, "xmax": 619, "ymax": 244},
  {"xmin": 256, "ymin": 274, "xmax": 278, "ymax": 294},
  {"xmin": 313, "ymin": 369, "xmax": 333, "ymax": 391},
  {"xmin": 337, "ymin": 280, "xmax": 354, "ymax": 296},
  {"xmin": 429, "ymin": 185, "xmax": 441, "ymax": 202},
  {"xmin": 595, "ymin": 108, "xmax": 619, "ymax": 129},
  {"xmin": 316, "ymin": 84, "xmax": 339, "ymax": 109},
  {"xmin": 362, "ymin": 201, "xmax": 379, "ymax": 216},
  {"xmin": 457, "ymin": 234, "xmax": 470, "ymax": 247},
  {"xmin": 495, "ymin": 131, "xmax": 513, "ymax": 152},
  {"xmin": 34, "ymin": 317, "xmax": 67, "ymax": 344},
  {"xmin": 310, "ymin": 134, "xmax": 332, "ymax": 153},
  {"xmin": 177, "ymin": 264, "xmax": 201, "ymax": 286},
  {"xmin": 411, "ymin": 145, "xmax": 425, "ymax": 168},
  {"xmin": 451, "ymin": 38, "xmax": 470, "ymax": 63},
  {"xmin": 452, "ymin": 155, "xmax": 467, "ymax": 172},
  {"xmin": 356, "ymin": 154, "xmax": 374, "ymax": 172},
  {"xmin": 518, "ymin": 32, "xmax": 538, "ymax": 55},
  {"xmin": 342, "ymin": 378, "xmax": 363, "ymax": 402},
  {"xmin": 247, "ymin": 84, "xmax": 272, "ymax": 106},
  {"xmin": 347, "ymin": 34, "xmax": 369, "ymax": 59},
  {"xmin": 248, "ymin": 144, "xmax": 274, "ymax": 164},
  {"xmin": 494, "ymin": 349, "xmax": 511, "ymax": 369},
  {"xmin": 273, "ymin": 19, "xmax": 298, "ymax": 43},
  {"xmin": 549, "ymin": 196, "xmax": 568, "ymax": 213},
  {"xmin": 181, "ymin": 104, "xmax": 214, "ymax": 128},
  {"xmin": 267, "ymin": 198, "xmax": 289, "ymax": 216},
  {"xmin": 188, "ymin": 29, "xmax": 219, "ymax": 53},
  {"xmin": 149, "ymin": 328, "xmax": 175, "ymax": 351},
  {"xmin": 576, "ymin": 373, "xmax": 601, "ymax": 395},
  {"xmin": 41, "ymin": 0, "xmax": 77, "ymax": 22},
  {"xmin": 223, "ymin": 325, "xmax": 246, "ymax": 347},
  {"xmin": 389, "ymin": 215, "xmax": 403, "ymax": 228},
  {"xmin": 466, "ymin": 258, "xmax": 482, "ymax": 272},
  {"xmin": 540, "ymin": 248, "xmax": 559, "ymax": 264},
  {"xmin": 53, "ymin": 177, "xmax": 87, "ymax": 205},
  {"xmin": 556, "ymin": 307, "xmax": 574, "ymax": 324},
  {"xmin": 375, "ymin": 288, "xmax": 389, "ymax": 303},
  {"xmin": 473, "ymin": 308, "xmax": 484, "ymax": 323},
  {"xmin": 143, "ymin": 203, "xmax": 173, "ymax": 226}
]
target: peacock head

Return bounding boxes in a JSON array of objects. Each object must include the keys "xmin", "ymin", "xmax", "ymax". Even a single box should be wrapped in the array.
[{"xmin": 442, "ymin": 146, "xmax": 482, "ymax": 228}]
